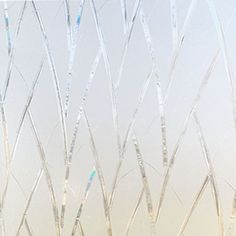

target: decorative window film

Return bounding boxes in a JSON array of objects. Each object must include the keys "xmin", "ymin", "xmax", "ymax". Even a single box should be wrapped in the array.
[{"xmin": 0, "ymin": 0, "xmax": 235, "ymax": 235}]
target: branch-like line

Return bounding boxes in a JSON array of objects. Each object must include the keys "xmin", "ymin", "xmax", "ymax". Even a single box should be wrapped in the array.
[
  {"xmin": 123, "ymin": 187, "xmax": 144, "ymax": 236},
  {"xmin": 140, "ymin": 9, "xmax": 168, "ymax": 166},
  {"xmin": 2, "ymin": 0, "xmax": 27, "ymax": 100},
  {"xmin": 207, "ymin": 0, "xmax": 236, "ymax": 135},
  {"xmin": 164, "ymin": 0, "xmax": 197, "ymax": 103},
  {"xmin": 109, "ymin": 68, "xmax": 155, "ymax": 209},
  {"xmin": 16, "ymin": 168, "xmax": 44, "ymax": 236},
  {"xmin": 193, "ymin": 113, "xmax": 224, "ymax": 236},
  {"xmin": 177, "ymin": 175, "xmax": 210, "ymax": 235},
  {"xmin": 13, "ymin": 61, "xmax": 61, "ymax": 236},
  {"xmin": 0, "ymin": 2, "xmax": 28, "ymax": 235},
  {"xmin": 28, "ymin": 111, "xmax": 61, "ymax": 236},
  {"xmin": 170, "ymin": 0, "xmax": 178, "ymax": 51},
  {"xmin": 0, "ymin": 59, "xmax": 44, "ymax": 222},
  {"xmin": 60, "ymin": 48, "xmax": 102, "ymax": 228},
  {"xmin": 115, "ymin": 0, "xmax": 142, "ymax": 91},
  {"xmin": 227, "ymin": 187, "xmax": 236, "ymax": 236},
  {"xmin": 132, "ymin": 134, "xmax": 156, "ymax": 235},
  {"xmin": 154, "ymin": 51, "xmax": 219, "ymax": 223},
  {"xmin": 65, "ymin": 0, "xmax": 110, "ymax": 116},
  {"xmin": 3, "ymin": 0, "xmax": 11, "ymax": 55},
  {"xmin": 63, "ymin": 0, "xmax": 73, "ymax": 116},
  {"xmin": 88, "ymin": 1, "xmax": 121, "ymax": 234},
  {"xmin": 31, "ymin": 0, "xmax": 68, "ymax": 165},
  {"xmin": 0, "ymin": 59, "xmax": 44, "ymax": 236},
  {"xmin": 120, "ymin": 0, "xmax": 127, "ymax": 33},
  {"xmin": 71, "ymin": 167, "xmax": 96, "ymax": 236},
  {"xmin": 81, "ymin": 110, "xmax": 112, "ymax": 236}
]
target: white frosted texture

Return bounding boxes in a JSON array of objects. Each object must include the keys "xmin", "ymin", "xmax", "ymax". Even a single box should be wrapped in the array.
[{"xmin": 0, "ymin": 0, "xmax": 235, "ymax": 235}]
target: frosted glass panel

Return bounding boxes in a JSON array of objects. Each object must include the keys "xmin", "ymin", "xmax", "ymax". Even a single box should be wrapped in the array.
[{"xmin": 0, "ymin": 0, "xmax": 235, "ymax": 235}]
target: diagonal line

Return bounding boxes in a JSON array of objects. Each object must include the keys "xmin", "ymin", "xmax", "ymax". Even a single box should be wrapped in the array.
[
  {"xmin": 3, "ymin": 0, "xmax": 12, "ymax": 55},
  {"xmin": 140, "ymin": 9, "xmax": 168, "ymax": 166},
  {"xmin": 123, "ymin": 187, "xmax": 144, "ymax": 236},
  {"xmin": 2, "ymin": 0, "xmax": 27, "ymax": 100},
  {"xmin": 132, "ymin": 134, "xmax": 156, "ymax": 235},
  {"xmin": 71, "ymin": 167, "xmax": 96, "ymax": 236},
  {"xmin": 207, "ymin": 0, "xmax": 236, "ymax": 135},
  {"xmin": 0, "ymin": 58, "xmax": 44, "ymax": 235},
  {"xmin": 12, "ymin": 61, "xmax": 61, "ymax": 236},
  {"xmin": 60, "ymin": 48, "xmax": 102, "ymax": 228},
  {"xmin": 170, "ymin": 0, "xmax": 179, "ymax": 51},
  {"xmin": 227, "ymin": 190, "xmax": 236, "ymax": 236},
  {"xmin": 154, "ymin": 51, "xmax": 219, "ymax": 223},
  {"xmin": 193, "ymin": 113, "xmax": 225, "ymax": 235},
  {"xmin": 115, "ymin": 0, "xmax": 142, "ymax": 91},
  {"xmin": 120, "ymin": 0, "xmax": 127, "ymax": 33},
  {"xmin": 31, "ymin": 0, "xmax": 68, "ymax": 165},
  {"xmin": 28, "ymin": 111, "xmax": 61, "ymax": 236},
  {"xmin": 177, "ymin": 175, "xmax": 210, "ymax": 235},
  {"xmin": 164, "ymin": 0, "xmax": 197, "ymax": 104},
  {"xmin": 16, "ymin": 168, "xmax": 44, "ymax": 236},
  {"xmin": 82, "ymin": 110, "xmax": 112, "ymax": 236}
]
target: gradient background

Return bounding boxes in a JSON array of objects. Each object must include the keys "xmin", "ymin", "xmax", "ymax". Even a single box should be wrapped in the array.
[{"xmin": 0, "ymin": 0, "xmax": 236, "ymax": 235}]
